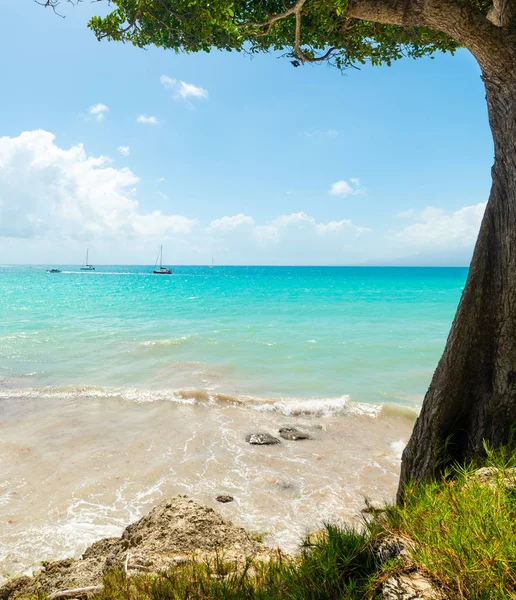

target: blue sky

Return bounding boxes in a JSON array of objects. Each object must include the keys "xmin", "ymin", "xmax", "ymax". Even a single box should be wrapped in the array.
[{"xmin": 0, "ymin": 0, "xmax": 493, "ymax": 265}]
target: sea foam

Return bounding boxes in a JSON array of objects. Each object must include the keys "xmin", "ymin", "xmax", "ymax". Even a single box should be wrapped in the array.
[{"xmin": 0, "ymin": 384, "xmax": 388, "ymax": 418}]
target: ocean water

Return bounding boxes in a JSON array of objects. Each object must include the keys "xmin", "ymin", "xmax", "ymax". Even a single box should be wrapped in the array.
[{"xmin": 0, "ymin": 265, "xmax": 467, "ymax": 578}]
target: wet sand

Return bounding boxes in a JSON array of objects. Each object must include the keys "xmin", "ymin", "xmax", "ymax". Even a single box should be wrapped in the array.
[{"xmin": 0, "ymin": 392, "xmax": 414, "ymax": 579}]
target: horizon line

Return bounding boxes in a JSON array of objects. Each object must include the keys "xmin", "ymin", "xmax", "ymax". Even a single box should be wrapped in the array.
[{"xmin": 2, "ymin": 263, "xmax": 471, "ymax": 268}]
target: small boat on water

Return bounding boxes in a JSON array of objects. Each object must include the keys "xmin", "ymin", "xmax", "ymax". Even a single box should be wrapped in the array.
[
  {"xmin": 46, "ymin": 268, "xmax": 61, "ymax": 273},
  {"xmin": 153, "ymin": 245, "xmax": 172, "ymax": 275},
  {"xmin": 80, "ymin": 249, "xmax": 95, "ymax": 271}
]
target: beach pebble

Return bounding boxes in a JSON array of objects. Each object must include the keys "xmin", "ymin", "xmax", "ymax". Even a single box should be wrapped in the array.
[
  {"xmin": 245, "ymin": 433, "xmax": 281, "ymax": 445},
  {"xmin": 278, "ymin": 427, "xmax": 310, "ymax": 441},
  {"xmin": 216, "ymin": 495, "xmax": 234, "ymax": 503}
]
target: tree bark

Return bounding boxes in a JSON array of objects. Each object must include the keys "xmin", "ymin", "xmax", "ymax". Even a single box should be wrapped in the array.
[
  {"xmin": 397, "ymin": 62, "xmax": 516, "ymax": 500},
  {"xmin": 347, "ymin": 0, "xmax": 516, "ymax": 501}
]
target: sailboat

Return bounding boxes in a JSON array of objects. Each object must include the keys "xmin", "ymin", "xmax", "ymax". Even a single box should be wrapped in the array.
[
  {"xmin": 153, "ymin": 245, "xmax": 172, "ymax": 275},
  {"xmin": 80, "ymin": 249, "xmax": 95, "ymax": 271},
  {"xmin": 210, "ymin": 256, "xmax": 214, "ymax": 269}
]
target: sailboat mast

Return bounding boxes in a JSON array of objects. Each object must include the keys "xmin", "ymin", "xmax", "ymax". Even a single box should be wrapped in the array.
[
  {"xmin": 86, "ymin": 248, "xmax": 88, "ymax": 266},
  {"xmin": 160, "ymin": 245, "xmax": 163, "ymax": 269}
]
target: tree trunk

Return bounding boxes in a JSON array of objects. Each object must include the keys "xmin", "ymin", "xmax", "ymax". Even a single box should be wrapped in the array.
[{"xmin": 397, "ymin": 64, "xmax": 516, "ymax": 501}]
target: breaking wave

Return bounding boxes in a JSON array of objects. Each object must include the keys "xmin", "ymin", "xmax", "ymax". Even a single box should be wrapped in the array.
[{"xmin": 0, "ymin": 384, "xmax": 417, "ymax": 419}]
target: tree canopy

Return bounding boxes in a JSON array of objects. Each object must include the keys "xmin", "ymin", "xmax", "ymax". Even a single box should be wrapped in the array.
[{"xmin": 84, "ymin": 0, "xmax": 473, "ymax": 69}]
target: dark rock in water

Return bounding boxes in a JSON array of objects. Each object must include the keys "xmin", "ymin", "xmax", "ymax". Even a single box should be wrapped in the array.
[
  {"xmin": 216, "ymin": 495, "xmax": 234, "ymax": 503},
  {"xmin": 278, "ymin": 427, "xmax": 310, "ymax": 441},
  {"xmin": 245, "ymin": 433, "xmax": 281, "ymax": 445}
]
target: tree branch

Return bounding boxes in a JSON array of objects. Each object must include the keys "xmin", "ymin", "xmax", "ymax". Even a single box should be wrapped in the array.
[
  {"xmin": 347, "ymin": 0, "xmax": 513, "ymax": 73},
  {"xmin": 240, "ymin": 0, "xmax": 337, "ymax": 64},
  {"xmin": 242, "ymin": 0, "xmax": 306, "ymax": 31},
  {"xmin": 34, "ymin": 0, "xmax": 79, "ymax": 18},
  {"xmin": 48, "ymin": 585, "xmax": 104, "ymax": 599}
]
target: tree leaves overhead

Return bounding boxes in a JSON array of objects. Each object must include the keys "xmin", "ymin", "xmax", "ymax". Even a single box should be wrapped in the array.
[{"xmin": 88, "ymin": 0, "xmax": 468, "ymax": 67}]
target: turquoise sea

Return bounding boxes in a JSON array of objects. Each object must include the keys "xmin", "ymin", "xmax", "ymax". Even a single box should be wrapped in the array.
[
  {"xmin": 0, "ymin": 265, "xmax": 468, "ymax": 577},
  {"xmin": 0, "ymin": 265, "xmax": 467, "ymax": 407}
]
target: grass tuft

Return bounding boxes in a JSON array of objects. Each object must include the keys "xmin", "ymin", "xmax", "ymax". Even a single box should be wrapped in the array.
[
  {"xmin": 92, "ymin": 525, "xmax": 379, "ymax": 600},
  {"xmin": 380, "ymin": 445, "xmax": 516, "ymax": 599}
]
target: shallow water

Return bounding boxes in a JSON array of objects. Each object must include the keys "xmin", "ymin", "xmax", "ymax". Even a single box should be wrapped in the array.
[{"xmin": 0, "ymin": 266, "xmax": 466, "ymax": 577}]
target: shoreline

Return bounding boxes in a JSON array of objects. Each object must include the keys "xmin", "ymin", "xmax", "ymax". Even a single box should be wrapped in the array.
[
  {"xmin": 0, "ymin": 391, "xmax": 414, "ymax": 580},
  {"xmin": 3, "ymin": 460, "xmax": 514, "ymax": 600}
]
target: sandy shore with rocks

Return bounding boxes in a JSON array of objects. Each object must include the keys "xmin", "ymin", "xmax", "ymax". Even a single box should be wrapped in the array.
[
  {"xmin": 0, "ymin": 496, "xmax": 277, "ymax": 599},
  {"xmin": 0, "ymin": 393, "xmax": 413, "ymax": 579}
]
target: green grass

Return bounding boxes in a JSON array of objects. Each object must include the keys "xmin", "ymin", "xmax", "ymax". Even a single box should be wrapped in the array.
[
  {"xmin": 381, "ymin": 446, "xmax": 516, "ymax": 599},
  {"xmin": 93, "ymin": 525, "xmax": 379, "ymax": 600},
  {"xmin": 24, "ymin": 447, "xmax": 516, "ymax": 599}
]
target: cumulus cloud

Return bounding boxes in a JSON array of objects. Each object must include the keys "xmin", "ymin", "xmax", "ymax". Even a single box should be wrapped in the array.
[
  {"xmin": 251, "ymin": 211, "xmax": 370, "ymax": 246},
  {"xmin": 0, "ymin": 130, "xmax": 195, "ymax": 240},
  {"xmin": 89, "ymin": 103, "xmax": 109, "ymax": 122},
  {"xmin": 117, "ymin": 146, "xmax": 130, "ymax": 157},
  {"xmin": 0, "ymin": 130, "xmax": 484, "ymax": 266},
  {"xmin": 160, "ymin": 76, "xmax": 208, "ymax": 102},
  {"xmin": 395, "ymin": 203, "xmax": 486, "ymax": 249},
  {"xmin": 316, "ymin": 219, "xmax": 371, "ymax": 235},
  {"xmin": 210, "ymin": 214, "xmax": 255, "ymax": 231},
  {"xmin": 0, "ymin": 130, "xmax": 371, "ymax": 263},
  {"xmin": 329, "ymin": 178, "xmax": 363, "ymax": 197},
  {"xmin": 137, "ymin": 115, "xmax": 159, "ymax": 125},
  {"xmin": 203, "ymin": 211, "xmax": 373, "ymax": 264}
]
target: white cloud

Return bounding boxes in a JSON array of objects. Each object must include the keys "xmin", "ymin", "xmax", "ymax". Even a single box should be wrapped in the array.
[
  {"xmin": 210, "ymin": 214, "xmax": 255, "ymax": 231},
  {"xmin": 0, "ymin": 130, "xmax": 484, "ymax": 266},
  {"xmin": 273, "ymin": 212, "xmax": 314, "ymax": 228},
  {"xmin": 316, "ymin": 219, "xmax": 372, "ymax": 235},
  {"xmin": 0, "ymin": 130, "xmax": 195, "ymax": 241},
  {"xmin": 329, "ymin": 178, "xmax": 363, "ymax": 197},
  {"xmin": 331, "ymin": 181, "xmax": 352, "ymax": 196},
  {"xmin": 251, "ymin": 211, "xmax": 369, "ymax": 246},
  {"xmin": 160, "ymin": 75, "xmax": 208, "ymax": 102},
  {"xmin": 253, "ymin": 224, "xmax": 280, "ymax": 245},
  {"xmin": 89, "ymin": 103, "xmax": 109, "ymax": 122},
  {"xmin": 117, "ymin": 146, "xmax": 130, "ymax": 157},
  {"xmin": 136, "ymin": 115, "xmax": 159, "ymax": 126},
  {"xmin": 395, "ymin": 203, "xmax": 486, "ymax": 249},
  {"xmin": 203, "ymin": 211, "xmax": 373, "ymax": 263},
  {"xmin": 251, "ymin": 212, "xmax": 316, "ymax": 245}
]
